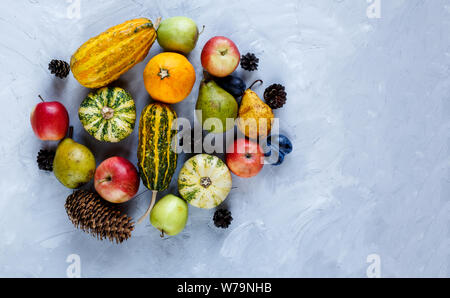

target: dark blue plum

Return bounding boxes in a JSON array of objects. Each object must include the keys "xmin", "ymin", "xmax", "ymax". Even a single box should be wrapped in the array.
[
  {"xmin": 216, "ymin": 75, "xmax": 246, "ymax": 99},
  {"xmin": 264, "ymin": 149, "xmax": 285, "ymax": 166},
  {"xmin": 264, "ymin": 134, "xmax": 292, "ymax": 166},
  {"xmin": 266, "ymin": 134, "xmax": 293, "ymax": 155},
  {"xmin": 273, "ymin": 151, "xmax": 285, "ymax": 166},
  {"xmin": 278, "ymin": 135, "xmax": 293, "ymax": 155}
]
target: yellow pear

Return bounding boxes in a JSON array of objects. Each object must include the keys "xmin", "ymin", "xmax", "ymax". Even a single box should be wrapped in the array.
[{"xmin": 237, "ymin": 89, "xmax": 274, "ymax": 139}]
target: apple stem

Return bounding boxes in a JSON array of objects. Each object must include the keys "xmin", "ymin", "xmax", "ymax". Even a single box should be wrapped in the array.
[
  {"xmin": 96, "ymin": 177, "xmax": 111, "ymax": 184},
  {"xmin": 38, "ymin": 95, "xmax": 45, "ymax": 102},
  {"xmin": 249, "ymin": 79, "xmax": 263, "ymax": 90},
  {"xmin": 160, "ymin": 230, "xmax": 165, "ymax": 238},
  {"xmin": 137, "ymin": 190, "xmax": 157, "ymax": 224}
]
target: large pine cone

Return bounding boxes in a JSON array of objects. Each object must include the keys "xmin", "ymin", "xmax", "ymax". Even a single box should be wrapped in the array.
[{"xmin": 65, "ymin": 190, "xmax": 134, "ymax": 243}]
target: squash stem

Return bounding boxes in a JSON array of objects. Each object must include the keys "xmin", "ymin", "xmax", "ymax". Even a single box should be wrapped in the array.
[
  {"xmin": 101, "ymin": 106, "xmax": 115, "ymax": 120},
  {"xmin": 137, "ymin": 190, "xmax": 157, "ymax": 224},
  {"xmin": 154, "ymin": 17, "xmax": 162, "ymax": 30}
]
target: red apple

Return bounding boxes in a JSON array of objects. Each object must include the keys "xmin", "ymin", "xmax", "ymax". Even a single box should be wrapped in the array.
[
  {"xmin": 226, "ymin": 138, "xmax": 264, "ymax": 178},
  {"xmin": 30, "ymin": 96, "xmax": 69, "ymax": 141},
  {"xmin": 201, "ymin": 36, "xmax": 240, "ymax": 77},
  {"xmin": 94, "ymin": 156, "xmax": 140, "ymax": 204}
]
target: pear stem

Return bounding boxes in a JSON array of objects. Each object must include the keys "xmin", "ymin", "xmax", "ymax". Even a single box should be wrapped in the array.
[
  {"xmin": 38, "ymin": 95, "xmax": 45, "ymax": 102},
  {"xmin": 203, "ymin": 70, "xmax": 213, "ymax": 83},
  {"xmin": 160, "ymin": 230, "xmax": 165, "ymax": 238},
  {"xmin": 199, "ymin": 25, "xmax": 205, "ymax": 36},
  {"xmin": 137, "ymin": 190, "xmax": 158, "ymax": 224},
  {"xmin": 249, "ymin": 79, "xmax": 263, "ymax": 90},
  {"xmin": 67, "ymin": 126, "xmax": 73, "ymax": 139}
]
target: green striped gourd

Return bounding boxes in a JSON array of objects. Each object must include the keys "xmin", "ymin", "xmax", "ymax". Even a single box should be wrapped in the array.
[
  {"xmin": 136, "ymin": 103, "xmax": 178, "ymax": 223},
  {"xmin": 78, "ymin": 87, "xmax": 136, "ymax": 142}
]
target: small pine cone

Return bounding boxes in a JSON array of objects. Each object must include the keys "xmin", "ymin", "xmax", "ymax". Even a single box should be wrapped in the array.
[
  {"xmin": 48, "ymin": 59, "xmax": 70, "ymax": 79},
  {"xmin": 240, "ymin": 53, "xmax": 259, "ymax": 71},
  {"xmin": 65, "ymin": 190, "xmax": 134, "ymax": 243},
  {"xmin": 37, "ymin": 149, "xmax": 55, "ymax": 171},
  {"xmin": 264, "ymin": 84, "xmax": 287, "ymax": 109},
  {"xmin": 213, "ymin": 209, "xmax": 233, "ymax": 229}
]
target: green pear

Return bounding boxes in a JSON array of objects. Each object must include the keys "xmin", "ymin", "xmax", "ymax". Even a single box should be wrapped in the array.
[
  {"xmin": 53, "ymin": 138, "xmax": 96, "ymax": 189},
  {"xmin": 150, "ymin": 194, "xmax": 188, "ymax": 236},
  {"xmin": 196, "ymin": 80, "xmax": 238, "ymax": 133}
]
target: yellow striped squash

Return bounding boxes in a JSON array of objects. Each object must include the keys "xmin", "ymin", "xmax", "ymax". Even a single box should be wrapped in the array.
[
  {"xmin": 71, "ymin": 18, "xmax": 158, "ymax": 88},
  {"xmin": 137, "ymin": 103, "xmax": 178, "ymax": 191}
]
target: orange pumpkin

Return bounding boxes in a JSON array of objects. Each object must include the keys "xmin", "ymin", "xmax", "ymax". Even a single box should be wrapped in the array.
[{"xmin": 143, "ymin": 52, "xmax": 196, "ymax": 104}]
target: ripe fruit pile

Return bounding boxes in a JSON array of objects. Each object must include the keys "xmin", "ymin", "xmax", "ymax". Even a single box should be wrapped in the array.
[{"xmin": 32, "ymin": 16, "xmax": 292, "ymax": 242}]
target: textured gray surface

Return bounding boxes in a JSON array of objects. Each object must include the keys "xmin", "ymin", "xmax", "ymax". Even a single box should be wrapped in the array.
[{"xmin": 0, "ymin": 0, "xmax": 449, "ymax": 277}]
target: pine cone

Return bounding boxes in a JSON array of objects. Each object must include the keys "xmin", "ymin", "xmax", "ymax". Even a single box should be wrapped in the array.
[
  {"xmin": 240, "ymin": 53, "xmax": 259, "ymax": 71},
  {"xmin": 48, "ymin": 59, "xmax": 70, "ymax": 79},
  {"xmin": 37, "ymin": 149, "xmax": 55, "ymax": 171},
  {"xmin": 213, "ymin": 209, "xmax": 233, "ymax": 229},
  {"xmin": 65, "ymin": 190, "xmax": 134, "ymax": 243},
  {"xmin": 264, "ymin": 84, "xmax": 287, "ymax": 109}
]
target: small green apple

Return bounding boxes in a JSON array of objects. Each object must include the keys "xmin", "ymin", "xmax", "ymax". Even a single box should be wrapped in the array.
[
  {"xmin": 157, "ymin": 16, "xmax": 199, "ymax": 54},
  {"xmin": 150, "ymin": 194, "xmax": 188, "ymax": 236}
]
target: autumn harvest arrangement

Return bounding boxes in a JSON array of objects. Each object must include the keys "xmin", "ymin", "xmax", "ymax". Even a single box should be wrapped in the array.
[{"xmin": 32, "ymin": 16, "xmax": 292, "ymax": 243}]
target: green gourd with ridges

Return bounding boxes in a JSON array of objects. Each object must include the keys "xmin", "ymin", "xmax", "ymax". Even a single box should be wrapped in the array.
[
  {"xmin": 137, "ymin": 103, "xmax": 178, "ymax": 191},
  {"xmin": 78, "ymin": 87, "xmax": 136, "ymax": 142}
]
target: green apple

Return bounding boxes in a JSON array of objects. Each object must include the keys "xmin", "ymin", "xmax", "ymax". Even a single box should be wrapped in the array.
[
  {"xmin": 157, "ymin": 16, "xmax": 199, "ymax": 54},
  {"xmin": 150, "ymin": 194, "xmax": 188, "ymax": 236}
]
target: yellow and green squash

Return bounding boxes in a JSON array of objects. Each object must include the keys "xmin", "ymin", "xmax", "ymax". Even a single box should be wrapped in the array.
[
  {"xmin": 71, "ymin": 18, "xmax": 159, "ymax": 88},
  {"xmin": 137, "ymin": 103, "xmax": 178, "ymax": 191},
  {"xmin": 136, "ymin": 103, "xmax": 178, "ymax": 224},
  {"xmin": 178, "ymin": 154, "xmax": 232, "ymax": 209},
  {"xmin": 78, "ymin": 87, "xmax": 136, "ymax": 143}
]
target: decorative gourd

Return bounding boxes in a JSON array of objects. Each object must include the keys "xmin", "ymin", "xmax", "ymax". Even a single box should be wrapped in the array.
[
  {"xmin": 71, "ymin": 18, "xmax": 159, "ymax": 88},
  {"xmin": 143, "ymin": 52, "xmax": 196, "ymax": 104},
  {"xmin": 137, "ymin": 103, "xmax": 178, "ymax": 223},
  {"xmin": 78, "ymin": 87, "xmax": 136, "ymax": 143},
  {"xmin": 178, "ymin": 154, "xmax": 232, "ymax": 209}
]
